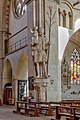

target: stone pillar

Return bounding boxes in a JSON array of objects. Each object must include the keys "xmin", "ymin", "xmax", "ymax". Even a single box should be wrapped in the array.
[
  {"xmin": 38, "ymin": 0, "xmax": 42, "ymax": 28},
  {"xmin": 33, "ymin": 0, "xmax": 36, "ymax": 27},
  {"xmin": 31, "ymin": 0, "xmax": 61, "ymax": 101},
  {"xmin": 45, "ymin": 0, "xmax": 61, "ymax": 101},
  {"xmin": 0, "ymin": 1, "xmax": 8, "ymax": 102},
  {"xmin": 0, "ymin": 32, "xmax": 4, "ymax": 102}
]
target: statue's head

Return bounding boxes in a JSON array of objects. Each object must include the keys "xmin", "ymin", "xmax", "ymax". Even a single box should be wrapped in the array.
[
  {"xmin": 39, "ymin": 27, "xmax": 44, "ymax": 35},
  {"xmin": 33, "ymin": 26, "xmax": 38, "ymax": 31}
]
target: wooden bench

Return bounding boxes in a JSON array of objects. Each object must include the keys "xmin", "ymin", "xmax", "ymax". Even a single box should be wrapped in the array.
[
  {"xmin": 13, "ymin": 101, "xmax": 41, "ymax": 117},
  {"xmin": 13, "ymin": 101, "xmax": 27, "ymax": 114},
  {"xmin": 61, "ymin": 100, "xmax": 80, "ymax": 107},
  {"xmin": 36, "ymin": 101, "xmax": 61, "ymax": 116},
  {"xmin": 37, "ymin": 102, "xmax": 53, "ymax": 116},
  {"xmin": 55, "ymin": 105, "xmax": 80, "ymax": 120},
  {"xmin": 13, "ymin": 101, "xmax": 58, "ymax": 116},
  {"xmin": 14, "ymin": 101, "xmax": 80, "ymax": 118}
]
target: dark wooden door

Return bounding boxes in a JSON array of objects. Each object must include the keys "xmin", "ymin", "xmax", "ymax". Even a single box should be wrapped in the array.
[{"xmin": 3, "ymin": 88, "xmax": 12, "ymax": 105}]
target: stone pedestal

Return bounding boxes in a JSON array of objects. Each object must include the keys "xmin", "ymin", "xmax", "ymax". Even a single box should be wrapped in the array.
[{"xmin": 33, "ymin": 77, "xmax": 50, "ymax": 102}]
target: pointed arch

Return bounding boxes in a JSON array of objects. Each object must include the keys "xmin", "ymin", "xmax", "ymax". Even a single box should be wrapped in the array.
[
  {"xmin": 61, "ymin": 28, "xmax": 80, "ymax": 59},
  {"xmin": 15, "ymin": 52, "xmax": 28, "ymax": 100},
  {"xmin": 61, "ymin": 28, "xmax": 80, "ymax": 93},
  {"xmin": 16, "ymin": 52, "xmax": 28, "ymax": 80},
  {"xmin": 3, "ymin": 59, "xmax": 12, "ymax": 88},
  {"xmin": 59, "ymin": 0, "xmax": 73, "ymax": 29}
]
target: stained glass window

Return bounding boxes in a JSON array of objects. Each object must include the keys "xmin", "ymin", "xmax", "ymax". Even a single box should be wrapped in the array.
[
  {"xmin": 14, "ymin": 0, "xmax": 27, "ymax": 18},
  {"xmin": 71, "ymin": 49, "xmax": 80, "ymax": 84}
]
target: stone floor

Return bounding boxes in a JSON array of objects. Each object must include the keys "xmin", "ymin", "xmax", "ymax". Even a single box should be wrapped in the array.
[
  {"xmin": 0, "ymin": 105, "xmax": 67, "ymax": 120},
  {"xmin": 0, "ymin": 105, "xmax": 54, "ymax": 120}
]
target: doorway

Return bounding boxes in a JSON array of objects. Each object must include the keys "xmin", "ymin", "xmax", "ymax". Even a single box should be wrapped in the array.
[{"xmin": 3, "ymin": 83, "xmax": 12, "ymax": 105}]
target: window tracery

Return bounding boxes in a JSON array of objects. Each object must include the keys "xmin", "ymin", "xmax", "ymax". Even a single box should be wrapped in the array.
[
  {"xmin": 14, "ymin": 0, "xmax": 27, "ymax": 18},
  {"xmin": 71, "ymin": 49, "xmax": 80, "ymax": 84}
]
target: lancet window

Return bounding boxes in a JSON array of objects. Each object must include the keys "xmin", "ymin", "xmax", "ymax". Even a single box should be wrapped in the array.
[{"xmin": 71, "ymin": 49, "xmax": 80, "ymax": 84}]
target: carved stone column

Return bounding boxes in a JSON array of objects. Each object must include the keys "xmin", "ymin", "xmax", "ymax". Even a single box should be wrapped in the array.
[
  {"xmin": 45, "ymin": 0, "xmax": 61, "ymax": 101},
  {"xmin": 33, "ymin": 0, "xmax": 36, "ymax": 27},
  {"xmin": 38, "ymin": 0, "xmax": 42, "ymax": 28}
]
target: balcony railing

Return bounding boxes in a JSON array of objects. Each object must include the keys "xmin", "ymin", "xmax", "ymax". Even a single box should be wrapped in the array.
[{"xmin": 5, "ymin": 36, "xmax": 31, "ymax": 55}]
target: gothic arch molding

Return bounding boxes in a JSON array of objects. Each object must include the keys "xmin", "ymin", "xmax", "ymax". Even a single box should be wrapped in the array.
[
  {"xmin": 61, "ymin": 29, "xmax": 80, "ymax": 94},
  {"xmin": 59, "ymin": 0, "xmax": 73, "ymax": 29},
  {"xmin": 16, "ymin": 52, "xmax": 28, "ymax": 80},
  {"xmin": 15, "ymin": 52, "xmax": 28, "ymax": 100},
  {"xmin": 61, "ymin": 0, "xmax": 73, "ymax": 12},
  {"xmin": 62, "ymin": 28, "xmax": 80, "ymax": 62},
  {"xmin": 3, "ymin": 59, "xmax": 12, "ymax": 89}
]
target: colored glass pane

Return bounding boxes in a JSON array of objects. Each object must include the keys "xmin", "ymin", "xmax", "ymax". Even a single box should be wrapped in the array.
[{"xmin": 70, "ymin": 48, "xmax": 80, "ymax": 84}]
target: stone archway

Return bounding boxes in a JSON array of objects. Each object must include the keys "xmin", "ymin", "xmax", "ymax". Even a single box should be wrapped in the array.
[
  {"xmin": 15, "ymin": 52, "xmax": 28, "ymax": 101},
  {"xmin": 61, "ymin": 29, "xmax": 80, "ymax": 100},
  {"xmin": 62, "ymin": 28, "xmax": 80, "ymax": 68},
  {"xmin": 3, "ymin": 59, "xmax": 12, "ymax": 88},
  {"xmin": 3, "ymin": 59, "xmax": 12, "ymax": 104}
]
